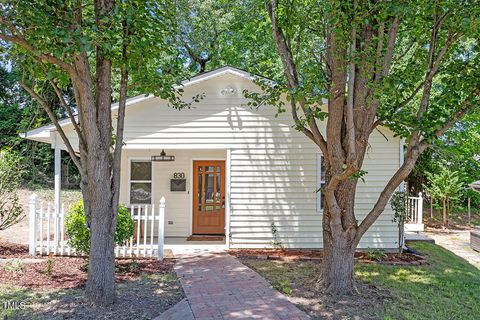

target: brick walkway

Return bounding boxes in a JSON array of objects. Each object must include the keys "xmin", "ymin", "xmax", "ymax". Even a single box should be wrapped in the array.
[
  {"xmin": 158, "ymin": 252, "xmax": 310, "ymax": 320},
  {"xmin": 426, "ymin": 230, "xmax": 480, "ymax": 268}
]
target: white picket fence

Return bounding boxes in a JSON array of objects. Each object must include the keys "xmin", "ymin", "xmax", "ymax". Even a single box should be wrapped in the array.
[
  {"xmin": 405, "ymin": 192, "xmax": 424, "ymax": 232},
  {"xmin": 28, "ymin": 193, "xmax": 165, "ymax": 259}
]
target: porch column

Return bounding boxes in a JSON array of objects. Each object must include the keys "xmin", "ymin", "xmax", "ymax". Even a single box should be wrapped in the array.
[
  {"xmin": 54, "ymin": 145, "xmax": 61, "ymax": 254},
  {"xmin": 54, "ymin": 146, "xmax": 61, "ymax": 217}
]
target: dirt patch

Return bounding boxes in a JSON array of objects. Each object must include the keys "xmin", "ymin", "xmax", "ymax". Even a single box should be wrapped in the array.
[
  {"xmin": 1, "ymin": 255, "xmax": 175, "ymax": 290},
  {"xmin": 239, "ymin": 258, "xmax": 391, "ymax": 320},
  {"xmin": 424, "ymin": 210, "xmax": 480, "ymax": 230},
  {"xmin": 0, "ymin": 242, "xmax": 183, "ymax": 319},
  {"xmin": 0, "ymin": 242, "xmax": 30, "ymax": 259},
  {"xmin": 1, "ymin": 271, "xmax": 183, "ymax": 320},
  {"xmin": 229, "ymin": 248, "xmax": 426, "ymax": 265}
]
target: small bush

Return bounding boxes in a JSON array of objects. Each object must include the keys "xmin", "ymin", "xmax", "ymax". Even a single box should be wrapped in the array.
[
  {"xmin": 274, "ymin": 279, "xmax": 293, "ymax": 295},
  {"xmin": 0, "ymin": 149, "xmax": 23, "ymax": 231},
  {"xmin": 3, "ymin": 259, "xmax": 24, "ymax": 273},
  {"xmin": 270, "ymin": 222, "xmax": 284, "ymax": 250},
  {"xmin": 364, "ymin": 248, "xmax": 387, "ymax": 262},
  {"xmin": 65, "ymin": 201, "xmax": 134, "ymax": 256},
  {"xmin": 45, "ymin": 255, "xmax": 55, "ymax": 276}
]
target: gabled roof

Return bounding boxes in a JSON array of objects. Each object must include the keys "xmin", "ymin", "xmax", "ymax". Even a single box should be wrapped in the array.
[
  {"xmin": 180, "ymin": 66, "xmax": 255, "ymax": 87},
  {"xmin": 20, "ymin": 66, "xmax": 257, "ymax": 143}
]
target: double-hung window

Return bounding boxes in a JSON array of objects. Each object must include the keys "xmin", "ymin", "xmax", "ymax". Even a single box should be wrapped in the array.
[
  {"xmin": 130, "ymin": 161, "xmax": 152, "ymax": 204},
  {"xmin": 316, "ymin": 154, "xmax": 326, "ymax": 212}
]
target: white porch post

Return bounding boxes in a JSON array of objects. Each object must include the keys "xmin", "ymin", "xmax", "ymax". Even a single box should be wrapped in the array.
[
  {"xmin": 157, "ymin": 197, "xmax": 165, "ymax": 260},
  {"xmin": 417, "ymin": 192, "xmax": 423, "ymax": 225},
  {"xmin": 28, "ymin": 193, "xmax": 38, "ymax": 255},
  {"xmin": 54, "ymin": 147, "xmax": 61, "ymax": 219},
  {"xmin": 53, "ymin": 145, "xmax": 61, "ymax": 254}
]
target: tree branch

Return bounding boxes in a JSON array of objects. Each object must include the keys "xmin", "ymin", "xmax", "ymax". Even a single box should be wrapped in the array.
[
  {"xmin": 381, "ymin": 17, "xmax": 400, "ymax": 78},
  {"xmin": 111, "ymin": 17, "xmax": 129, "ymax": 210},
  {"xmin": 433, "ymin": 90, "xmax": 479, "ymax": 138},
  {"xmin": 48, "ymin": 79, "xmax": 86, "ymax": 147},
  {"xmin": 346, "ymin": 8, "xmax": 357, "ymax": 164},
  {"xmin": 356, "ymin": 88, "xmax": 478, "ymax": 244},
  {"xmin": 19, "ymin": 81, "xmax": 82, "ymax": 171},
  {"xmin": 0, "ymin": 33, "xmax": 75, "ymax": 74},
  {"xmin": 266, "ymin": 0, "xmax": 328, "ymax": 155},
  {"xmin": 355, "ymin": 141, "xmax": 427, "ymax": 244}
]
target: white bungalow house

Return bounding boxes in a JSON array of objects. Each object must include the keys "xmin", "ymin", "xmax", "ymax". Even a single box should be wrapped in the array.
[{"xmin": 22, "ymin": 66, "xmax": 422, "ymax": 255}]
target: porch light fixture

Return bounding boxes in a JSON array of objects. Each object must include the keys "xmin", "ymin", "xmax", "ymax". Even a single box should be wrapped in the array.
[{"xmin": 151, "ymin": 149, "xmax": 175, "ymax": 162}]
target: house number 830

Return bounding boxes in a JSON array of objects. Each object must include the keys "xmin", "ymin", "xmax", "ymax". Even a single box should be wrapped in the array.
[{"xmin": 173, "ymin": 172, "xmax": 185, "ymax": 179}]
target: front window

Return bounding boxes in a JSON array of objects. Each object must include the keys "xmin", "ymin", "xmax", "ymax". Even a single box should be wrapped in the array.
[{"xmin": 130, "ymin": 161, "xmax": 152, "ymax": 204}]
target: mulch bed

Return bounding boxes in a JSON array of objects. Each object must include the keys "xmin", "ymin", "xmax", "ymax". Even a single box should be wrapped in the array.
[
  {"xmin": 0, "ymin": 241, "xmax": 175, "ymax": 290},
  {"xmin": 229, "ymin": 248, "xmax": 427, "ymax": 265},
  {"xmin": 0, "ymin": 241, "xmax": 30, "ymax": 259}
]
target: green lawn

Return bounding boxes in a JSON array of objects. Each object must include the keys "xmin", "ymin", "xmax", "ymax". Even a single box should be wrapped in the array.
[
  {"xmin": 241, "ymin": 242, "xmax": 480, "ymax": 320},
  {"xmin": 356, "ymin": 242, "xmax": 480, "ymax": 320}
]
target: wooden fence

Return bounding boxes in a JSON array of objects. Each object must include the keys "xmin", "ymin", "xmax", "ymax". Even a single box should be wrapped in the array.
[{"xmin": 28, "ymin": 193, "xmax": 165, "ymax": 259}]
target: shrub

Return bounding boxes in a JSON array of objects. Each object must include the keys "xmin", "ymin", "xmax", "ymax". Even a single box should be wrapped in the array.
[
  {"xmin": 65, "ymin": 201, "xmax": 134, "ymax": 256},
  {"xmin": 3, "ymin": 259, "xmax": 24, "ymax": 273},
  {"xmin": 390, "ymin": 191, "xmax": 407, "ymax": 253},
  {"xmin": 0, "ymin": 149, "xmax": 23, "ymax": 231}
]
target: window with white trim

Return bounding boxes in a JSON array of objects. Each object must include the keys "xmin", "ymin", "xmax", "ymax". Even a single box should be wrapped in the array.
[
  {"xmin": 130, "ymin": 161, "xmax": 152, "ymax": 204},
  {"xmin": 316, "ymin": 154, "xmax": 326, "ymax": 212}
]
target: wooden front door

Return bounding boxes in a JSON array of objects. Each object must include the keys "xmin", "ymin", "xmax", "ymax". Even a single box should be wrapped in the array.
[{"xmin": 192, "ymin": 160, "xmax": 225, "ymax": 235}]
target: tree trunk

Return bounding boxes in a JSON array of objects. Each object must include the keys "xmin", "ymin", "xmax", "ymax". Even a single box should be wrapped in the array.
[
  {"xmin": 322, "ymin": 229, "xmax": 356, "ymax": 293},
  {"xmin": 85, "ymin": 197, "xmax": 116, "ymax": 305},
  {"xmin": 442, "ymin": 197, "xmax": 447, "ymax": 226},
  {"xmin": 430, "ymin": 197, "xmax": 433, "ymax": 219}
]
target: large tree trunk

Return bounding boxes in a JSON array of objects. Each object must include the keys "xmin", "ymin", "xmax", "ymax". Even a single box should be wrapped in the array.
[
  {"xmin": 322, "ymin": 228, "xmax": 356, "ymax": 293},
  {"xmin": 85, "ymin": 196, "xmax": 116, "ymax": 305},
  {"xmin": 322, "ymin": 182, "xmax": 358, "ymax": 294},
  {"xmin": 82, "ymin": 0, "xmax": 117, "ymax": 305}
]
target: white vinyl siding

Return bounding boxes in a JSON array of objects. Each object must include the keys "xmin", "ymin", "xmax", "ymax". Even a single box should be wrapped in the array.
[{"xmin": 53, "ymin": 71, "xmax": 400, "ymax": 249}]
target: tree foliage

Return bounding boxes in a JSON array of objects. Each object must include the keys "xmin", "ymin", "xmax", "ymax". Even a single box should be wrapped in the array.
[
  {"xmin": 0, "ymin": 149, "xmax": 23, "ymax": 231},
  {"xmin": 175, "ymin": 0, "xmax": 282, "ymax": 76},
  {"xmin": 424, "ymin": 167, "xmax": 463, "ymax": 225},
  {"xmin": 0, "ymin": 64, "xmax": 63, "ymax": 187},
  {"xmin": 257, "ymin": 0, "xmax": 480, "ymax": 293},
  {"xmin": 0, "ymin": 0, "xmax": 185, "ymax": 305}
]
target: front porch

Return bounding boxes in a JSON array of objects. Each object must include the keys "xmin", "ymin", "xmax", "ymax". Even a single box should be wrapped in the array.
[
  {"xmin": 28, "ymin": 147, "xmax": 231, "ymax": 258},
  {"xmin": 28, "ymin": 194, "xmax": 227, "ymax": 259}
]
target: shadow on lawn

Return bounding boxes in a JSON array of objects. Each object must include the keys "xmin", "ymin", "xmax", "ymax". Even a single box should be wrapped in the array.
[
  {"xmin": 1, "ymin": 273, "xmax": 184, "ymax": 320},
  {"xmin": 356, "ymin": 242, "xmax": 480, "ymax": 320},
  {"xmin": 241, "ymin": 242, "xmax": 480, "ymax": 320}
]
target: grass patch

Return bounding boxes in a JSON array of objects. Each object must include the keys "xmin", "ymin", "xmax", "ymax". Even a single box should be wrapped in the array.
[
  {"xmin": 356, "ymin": 242, "xmax": 480, "ymax": 319},
  {"xmin": 241, "ymin": 242, "xmax": 480, "ymax": 319}
]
